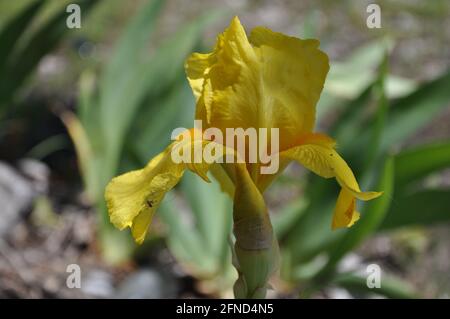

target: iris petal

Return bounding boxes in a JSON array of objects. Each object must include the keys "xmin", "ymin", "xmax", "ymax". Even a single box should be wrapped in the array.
[
  {"xmin": 105, "ymin": 145, "xmax": 185, "ymax": 243},
  {"xmin": 332, "ymin": 188, "xmax": 360, "ymax": 229},
  {"xmin": 105, "ymin": 130, "xmax": 240, "ymax": 243},
  {"xmin": 185, "ymin": 17, "xmax": 329, "ymax": 152},
  {"xmin": 280, "ymin": 133, "xmax": 382, "ymax": 228}
]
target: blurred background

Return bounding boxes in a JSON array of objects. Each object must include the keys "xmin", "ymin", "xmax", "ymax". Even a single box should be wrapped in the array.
[{"xmin": 0, "ymin": 0, "xmax": 449, "ymax": 298}]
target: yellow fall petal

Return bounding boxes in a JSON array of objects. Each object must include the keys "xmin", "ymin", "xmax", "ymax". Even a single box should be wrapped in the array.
[
  {"xmin": 131, "ymin": 206, "xmax": 155, "ymax": 244},
  {"xmin": 280, "ymin": 133, "xmax": 381, "ymax": 200},
  {"xmin": 105, "ymin": 145, "xmax": 185, "ymax": 244},
  {"xmin": 105, "ymin": 128, "xmax": 241, "ymax": 244},
  {"xmin": 280, "ymin": 133, "xmax": 382, "ymax": 228},
  {"xmin": 331, "ymin": 188, "xmax": 360, "ymax": 229}
]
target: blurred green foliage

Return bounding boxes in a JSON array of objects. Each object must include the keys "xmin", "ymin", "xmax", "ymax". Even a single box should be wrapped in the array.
[{"xmin": 0, "ymin": 0, "xmax": 98, "ymax": 117}]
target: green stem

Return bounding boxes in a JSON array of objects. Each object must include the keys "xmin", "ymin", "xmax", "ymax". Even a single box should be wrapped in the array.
[{"xmin": 230, "ymin": 164, "xmax": 280, "ymax": 298}]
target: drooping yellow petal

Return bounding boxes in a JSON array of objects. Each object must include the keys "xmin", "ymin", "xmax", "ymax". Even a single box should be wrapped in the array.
[
  {"xmin": 280, "ymin": 133, "xmax": 381, "ymax": 200},
  {"xmin": 185, "ymin": 17, "xmax": 330, "ymax": 152},
  {"xmin": 331, "ymin": 188, "xmax": 360, "ymax": 229},
  {"xmin": 105, "ymin": 145, "xmax": 185, "ymax": 244},
  {"xmin": 131, "ymin": 206, "xmax": 155, "ymax": 244},
  {"xmin": 105, "ymin": 128, "xmax": 242, "ymax": 244},
  {"xmin": 105, "ymin": 129, "xmax": 206, "ymax": 244},
  {"xmin": 280, "ymin": 133, "xmax": 382, "ymax": 228}
]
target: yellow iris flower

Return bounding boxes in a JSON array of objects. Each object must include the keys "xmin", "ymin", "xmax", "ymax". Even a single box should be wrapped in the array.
[{"xmin": 105, "ymin": 16, "xmax": 381, "ymax": 246}]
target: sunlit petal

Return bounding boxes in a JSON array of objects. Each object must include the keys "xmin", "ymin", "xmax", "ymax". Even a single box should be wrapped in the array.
[
  {"xmin": 185, "ymin": 17, "xmax": 329, "ymax": 151},
  {"xmin": 280, "ymin": 133, "xmax": 382, "ymax": 227},
  {"xmin": 331, "ymin": 188, "xmax": 360, "ymax": 229}
]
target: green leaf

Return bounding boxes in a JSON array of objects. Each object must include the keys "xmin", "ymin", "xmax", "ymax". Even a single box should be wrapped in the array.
[
  {"xmin": 381, "ymin": 69, "xmax": 450, "ymax": 151},
  {"xmin": 394, "ymin": 142, "xmax": 450, "ymax": 188},
  {"xmin": 273, "ymin": 197, "xmax": 308, "ymax": 239},
  {"xmin": 385, "ymin": 75, "xmax": 416, "ymax": 98},
  {"xmin": 97, "ymin": 202, "xmax": 134, "ymax": 264},
  {"xmin": 0, "ymin": 0, "xmax": 99, "ymax": 108},
  {"xmin": 363, "ymin": 53, "xmax": 389, "ymax": 174},
  {"xmin": 100, "ymin": 0, "xmax": 164, "ymax": 95},
  {"xmin": 158, "ymin": 178, "xmax": 233, "ymax": 279},
  {"xmin": 380, "ymin": 188, "xmax": 450, "ymax": 230},
  {"xmin": 281, "ymin": 180, "xmax": 341, "ymax": 265},
  {"xmin": 330, "ymin": 82, "xmax": 374, "ymax": 137},
  {"xmin": 26, "ymin": 134, "xmax": 68, "ymax": 159},
  {"xmin": 181, "ymin": 171, "xmax": 232, "ymax": 256},
  {"xmin": 0, "ymin": 0, "xmax": 43, "ymax": 76},
  {"xmin": 156, "ymin": 170, "xmax": 235, "ymax": 289},
  {"xmin": 61, "ymin": 112, "xmax": 100, "ymax": 201},
  {"xmin": 99, "ymin": 0, "xmax": 165, "ymax": 174},
  {"xmin": 325, "ymin": 39, "xmax": 393, "ymax": 99},
  {"xmin": 131, "ymin": 79, "xmax": 194, "ymax": 163},
  {"xmin": 78, "ymin": 70, "xmax": 100, "ymax": 145},
  {"xmin": 158, "ymin": 201, "xmax": 215, "ymax": 273},
  {"xmin": 336, "ymin": 68, "xmax": 450, "ymax": 175},
  {"xmin": 332, "ymin": 273, "xmax": 417, "ymax": 299}
]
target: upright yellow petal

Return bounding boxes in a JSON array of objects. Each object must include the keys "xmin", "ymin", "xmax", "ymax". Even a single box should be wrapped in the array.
[
  {"xmin": 249, "ymin": 27, "xmax": 329, "ymax": 149},
  {"xmin": 185, "ymin": 52, "xmax": 215, "ymax": 101},
  {"xmin": 198, "ymin": 17, "xmax": 259, "ymax": 130},
  {"xmin": 185, "ymin": 17, "xmax": 330, "ymax": 152}
]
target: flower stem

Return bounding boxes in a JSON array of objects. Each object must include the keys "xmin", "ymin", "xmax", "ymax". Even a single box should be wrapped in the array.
[{"xmin": 230, "ymin": 164, "xmax": 279, "ymax": 298}]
